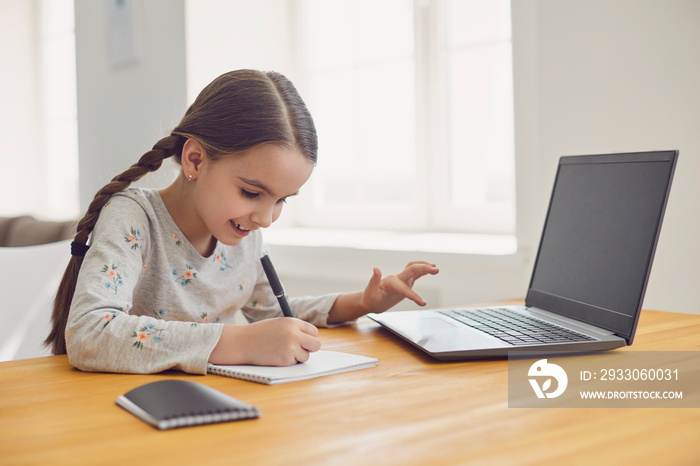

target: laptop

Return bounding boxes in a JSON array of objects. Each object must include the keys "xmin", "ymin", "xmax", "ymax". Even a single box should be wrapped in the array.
[{"xmin": 369, "ymin": 150, "xmax": 678, "ymax": 360}]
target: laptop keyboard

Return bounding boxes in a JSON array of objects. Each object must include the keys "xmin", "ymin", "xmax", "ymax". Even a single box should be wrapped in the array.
[{"xmin": 441, "ymin": 307, "xmax": 596, "ymax": 346}]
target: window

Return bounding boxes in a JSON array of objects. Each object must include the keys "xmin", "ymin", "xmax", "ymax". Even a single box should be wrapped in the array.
[
  {"xmin": 0, "ymin": 0, "xmax": 78, "ymax": 220},
  {"xmin": 39, "ymin": 0, "xmax": 80, "ymax": 220},
  {"xmin": 293, "ymin": 0, "xmax": 514, "ymax": 234}
]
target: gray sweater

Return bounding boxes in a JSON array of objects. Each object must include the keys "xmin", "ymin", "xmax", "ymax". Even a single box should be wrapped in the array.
[{"xmin": 65, "ymin": 188, "xmax": 339, "ymax": 374}]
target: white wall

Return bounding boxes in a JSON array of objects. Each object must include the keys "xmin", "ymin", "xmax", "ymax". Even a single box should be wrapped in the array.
[
  {"xmin": 73, "ymin": 0, "xmax": 699, "ymax": 315},
  {"xmin": 526, "ymin": 0, "xmax": 700, "ymax": 315},
  {"xmin": 74, "ymin": 0, "xmax": 187, "ymax": 211},
  {"xmin": 0, "ymin": 0, "xmax": 41, "ymax": 216},
  {"xmin": 185, "ymin": 0, "xmax": 296, "ymax": 102}
]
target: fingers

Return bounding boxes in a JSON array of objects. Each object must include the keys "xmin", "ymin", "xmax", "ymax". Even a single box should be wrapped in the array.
[
  {"xmin": 367, "ymin": 267, "xmax": 382, "ymax": 289},
  {"xmin": 295, "ymin": 318, "xmax": 319, "ymax": 337},
  {"xmin": 384, "ymin": 275, "xmax": 428, "ymax": 307},
  {"xmin": 298, "ymin": 322, "xmax": 321, "ymax": 351},
  {"xmin": 381, "ymin": 262, "xmax": 438, "ymax": 307},
  {"xmin": 259, "ymin": 318, "xmax": 320, "ymax": 365},
  {"xmin": 290, "ymin": 319, "xmax": 321, "ymax": 363},
  {"xmin": 289, "ymin": 335, "xmax": 321, "ymax": 364},
  {"xmin": 397, "ymin": 262, "xmax": 439, "ymax": 286},
  {"xmin": 302, "ymin": 336, "xmax": 322, "ymax": 353},
  {"xmin": 403, "ymin": 262, "xmax": 439, "ymax": 275},
  {"xmin": 361, "ymin": 262, "xmax": 438, "ymax": 314},
  {"xmin": 382, "ymin": 275, "xmax": 426, "ymax": 306}
]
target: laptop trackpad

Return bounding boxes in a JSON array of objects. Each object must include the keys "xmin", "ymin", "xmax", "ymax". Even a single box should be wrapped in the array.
[{"xmin": 396, "ymin": 317, "xmax": 503, "ymax": 352}]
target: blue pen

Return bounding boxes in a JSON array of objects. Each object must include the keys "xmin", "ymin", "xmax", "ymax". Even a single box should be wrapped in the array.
[{"xmin": 260, "ymin": 254, "xmax": 294, "ymax": 318}]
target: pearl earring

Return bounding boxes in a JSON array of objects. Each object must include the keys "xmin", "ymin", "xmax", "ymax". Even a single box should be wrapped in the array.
[{"xmin": 188, "ymin": 174, "xmax": 193, "ymax": 182}]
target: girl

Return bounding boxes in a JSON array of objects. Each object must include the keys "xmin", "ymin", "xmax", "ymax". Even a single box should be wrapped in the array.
[{"xmin": 45, "ymin": 69, "xmax": 438, "ymax": 374}]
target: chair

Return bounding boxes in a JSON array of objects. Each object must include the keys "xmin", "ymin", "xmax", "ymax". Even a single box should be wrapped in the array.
[
  {"xmin": 0, "ymin": 215, "xmax": 76, "ymax": 247},
  {"xmin": 0, "ymin": 216, "xmax": 76, "ymax": 361},
  {"xmin": 0, "ymin": 240, "xmax": 73, "ymax": 361}
]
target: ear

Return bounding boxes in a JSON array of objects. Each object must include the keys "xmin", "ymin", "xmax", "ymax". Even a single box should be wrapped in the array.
[{"xmin": 181, "ymin": 139, "xmax": 208, "ymax": 180}]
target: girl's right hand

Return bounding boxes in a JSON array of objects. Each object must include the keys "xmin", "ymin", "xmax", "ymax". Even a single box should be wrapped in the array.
[{"xmin": 209, "ymin": 318, "xmax": 321, "ymax": 367}]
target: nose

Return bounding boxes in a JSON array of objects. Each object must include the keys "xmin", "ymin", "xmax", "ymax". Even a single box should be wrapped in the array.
[{"xmin": 251, "ymin": 203, "xmax": 275, "ymax": 229}]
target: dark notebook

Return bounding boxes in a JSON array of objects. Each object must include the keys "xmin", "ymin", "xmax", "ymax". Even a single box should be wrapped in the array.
[{"xmin": 116, "ymin": 379, "xmax": 260, "ymax": 430}]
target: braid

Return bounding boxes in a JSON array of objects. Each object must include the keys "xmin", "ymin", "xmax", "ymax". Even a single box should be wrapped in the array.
[
  {"xmin": 73, "ymin": 136, "xmax": 179, "ymax": 244},
  {"xmin": 45, "ymin": 134, "xmax": 182, "ymax": 355}
]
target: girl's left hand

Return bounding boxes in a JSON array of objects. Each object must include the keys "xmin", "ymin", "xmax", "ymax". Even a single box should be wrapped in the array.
[{"xmin": 359, "ymin": 261, "xmax": 439, "ymax": 315}]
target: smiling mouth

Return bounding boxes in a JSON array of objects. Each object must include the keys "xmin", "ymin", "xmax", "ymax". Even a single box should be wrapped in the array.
[{"xmin": 231, "ymin": 220, "xmax": 252, "ymax": 233}]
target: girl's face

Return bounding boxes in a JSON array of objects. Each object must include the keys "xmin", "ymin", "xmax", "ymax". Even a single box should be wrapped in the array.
[{"xmin": 192, "ymin": 144, "xmax": 314, "ymax": 246}]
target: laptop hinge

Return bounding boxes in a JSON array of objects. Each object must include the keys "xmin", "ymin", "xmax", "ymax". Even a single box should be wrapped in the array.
[{"xmin": 524, "ymin": 306, "xmax": 619, "ymax": 337}]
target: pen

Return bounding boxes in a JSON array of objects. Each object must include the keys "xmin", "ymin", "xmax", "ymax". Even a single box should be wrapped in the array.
[{"xmin": 260, "ymin": 254, "xmax": 294, "ymax": 318}]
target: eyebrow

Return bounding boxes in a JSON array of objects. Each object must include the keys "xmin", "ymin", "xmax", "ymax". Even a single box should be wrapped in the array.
[{"xmin": 238, "ymin": 176, "xmax": 299, "ymax": 198}]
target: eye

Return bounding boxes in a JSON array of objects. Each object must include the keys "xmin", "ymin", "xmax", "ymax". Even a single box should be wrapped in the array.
[
  {"xmin": 241, "ymin": 189, "xmax": 260, "ymax": 199},
  {"xmin": 277, "ymin": 197, "xmax": 288, "ymax": 204}
]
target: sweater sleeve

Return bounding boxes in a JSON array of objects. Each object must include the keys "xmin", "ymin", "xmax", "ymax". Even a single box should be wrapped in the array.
[
  {"xmin": 240, "ymin": 263, "xmax": 341, "ymax": 327},
  {"xmin": 65, "ymin": 197, "xmax": 222, "ymax": 374}
]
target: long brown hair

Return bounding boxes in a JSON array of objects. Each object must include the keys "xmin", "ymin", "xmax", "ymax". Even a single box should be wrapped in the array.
[{"xmin": 45, "ymin": 70, "xmax": 318, "ymax": 354}]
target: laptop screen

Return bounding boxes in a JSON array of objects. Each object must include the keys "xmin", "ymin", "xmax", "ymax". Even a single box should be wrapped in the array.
[{"xmin": 526, "ymin": 151, "xmax": 677, "ymax": 343}]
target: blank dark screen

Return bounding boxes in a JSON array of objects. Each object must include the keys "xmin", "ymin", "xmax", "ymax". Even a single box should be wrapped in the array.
[{"xmin": 530, "ymin": 160, "xmax": 671, "ymax": 318}]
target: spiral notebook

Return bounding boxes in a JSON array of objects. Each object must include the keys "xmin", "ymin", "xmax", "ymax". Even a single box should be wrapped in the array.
[
  {"xmin": 207, "ymin": 350, "xmax": 378, "ymax": 385},
  {"xmin": 116, "ymin": 380, "xmax": 260, "ymax": 430}
]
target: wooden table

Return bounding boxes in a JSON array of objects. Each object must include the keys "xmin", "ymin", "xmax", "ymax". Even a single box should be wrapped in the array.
[{"xmin": 1, "ymin": 310, "xmax": 699, "ymax": 465}]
